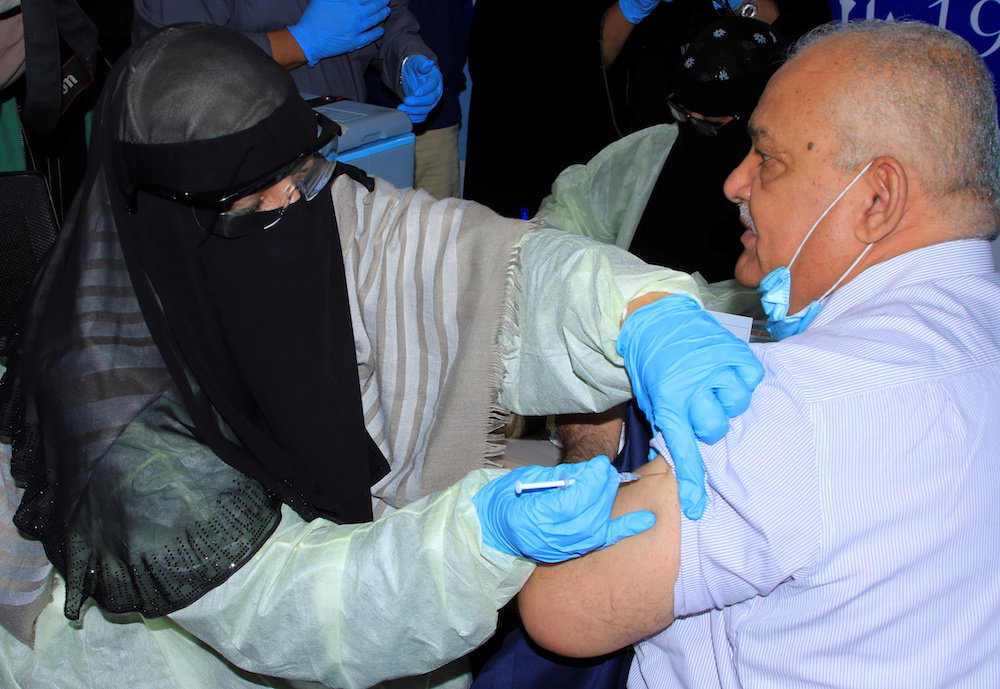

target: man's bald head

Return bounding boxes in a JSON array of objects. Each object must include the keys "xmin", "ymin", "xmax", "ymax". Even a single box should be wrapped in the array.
[{"xmin": 785, "ymin": 20, "xmax": 1000, "ymax": 238}]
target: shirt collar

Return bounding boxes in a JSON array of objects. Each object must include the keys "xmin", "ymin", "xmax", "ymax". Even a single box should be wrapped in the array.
[{"xmin": 810, "ymin": 238, "xmax": 996, "ymax": 330}]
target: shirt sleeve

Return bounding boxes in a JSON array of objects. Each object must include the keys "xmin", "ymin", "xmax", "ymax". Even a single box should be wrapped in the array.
[
  {"xmin": 170, "ymin": 468, "xmax": 534, "ymax": 689},
  {"xmin": 498, "ymin": 227, "xmax": 703, "ymax": 416},
  {"xmin": 657, "ymin": 347, "xmax": 824, "ymax": 617}
]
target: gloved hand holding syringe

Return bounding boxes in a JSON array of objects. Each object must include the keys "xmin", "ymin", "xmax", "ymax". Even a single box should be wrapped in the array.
[{"xmin": 472, "ymin": 455, "xmax": 657, "ymax": 562}]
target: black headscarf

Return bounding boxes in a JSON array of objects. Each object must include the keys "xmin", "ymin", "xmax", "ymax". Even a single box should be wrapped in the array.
[{"xmin": 0, "ymin": 23, "xmax": 387, "ymax": 619}]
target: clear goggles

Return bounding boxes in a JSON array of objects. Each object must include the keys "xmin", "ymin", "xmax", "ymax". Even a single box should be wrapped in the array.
[
  {"xmin": 223, "ymin": 152, "xmax": 337, "ymax": 215},
  {"xmin": 134, "ymin": 113, "xmax": 340, "ymax": 216}
]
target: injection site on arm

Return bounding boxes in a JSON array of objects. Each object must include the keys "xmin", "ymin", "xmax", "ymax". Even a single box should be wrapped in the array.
[{"xmin": 519, "ymin": 456, "xmax": 681, "ymax": 658}]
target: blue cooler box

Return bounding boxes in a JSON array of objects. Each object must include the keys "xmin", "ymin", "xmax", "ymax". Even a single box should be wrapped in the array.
[{"xmin": 309, "ymin": 98, "xmax": 415, "ymax": 189}]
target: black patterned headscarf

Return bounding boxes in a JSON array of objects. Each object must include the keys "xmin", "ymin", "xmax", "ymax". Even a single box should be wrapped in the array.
[
  {"xmin": 673, "ymin": 16, "xmax": 787, "ymax": 117},
  {"xmin": 0, "ymin": 23, "xmax": 387, "ymax": 620}
]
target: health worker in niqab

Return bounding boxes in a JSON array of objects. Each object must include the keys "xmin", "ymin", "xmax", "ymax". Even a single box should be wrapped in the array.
[
  {"xmin": 7, "ymin": 21, "xmax": 391, "ymax": 624},
  {"xmin": 0, "ymin": 23, "xmax": 762, "ymax": 689}
]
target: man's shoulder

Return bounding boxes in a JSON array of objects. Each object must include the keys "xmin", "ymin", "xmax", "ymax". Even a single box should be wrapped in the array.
[{"xmin": 755, "ymin": 275, "xmax": 1000, "ymax": 403}]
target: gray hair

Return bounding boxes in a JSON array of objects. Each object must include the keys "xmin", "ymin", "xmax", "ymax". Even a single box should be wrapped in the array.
[{"xmin": 791, "ymin": 19, "xmax": 1000, "ymax": 239}]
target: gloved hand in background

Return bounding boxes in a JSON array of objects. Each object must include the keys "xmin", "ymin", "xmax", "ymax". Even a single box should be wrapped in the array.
[
  {"xmin": 473, "ymin": 455, "xmax": 655, "ymax": 563},
  {"xmin": 617, "ymin": 294, "xmax": 764, "ymax": 520},
  {"xmin": 617, "ymin": 0, "xmax": 669, "ymax": 25},
  {"xmin": 398, "ymin": 54, "xmax": 443, "ymax": 124},
  {"xmin": 288, "ymin": 0, "xmax": 391, "ymax": 67}
]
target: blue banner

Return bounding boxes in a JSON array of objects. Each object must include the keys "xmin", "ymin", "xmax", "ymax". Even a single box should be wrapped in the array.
[{"xmin": 829, "ymin": 1, "xmax": 1000, "ymax": 107}]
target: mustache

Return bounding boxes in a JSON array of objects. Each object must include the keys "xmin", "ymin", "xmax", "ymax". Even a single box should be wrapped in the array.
[{"xmin": 738, "ymin": 203, "xmax": 756, "ymax": 235}]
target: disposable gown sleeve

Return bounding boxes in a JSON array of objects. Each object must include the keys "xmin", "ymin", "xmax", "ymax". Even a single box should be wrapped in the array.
[
  {"xmin": 536, "ymin": 124, "xmax": 677, "ymax": 249},
  {"xmin": 498, "ymin": 227, "xmax": 702, "ymax": 416},
  {"xmin": 170, "ymin": 468, "xmax": 532, "ymax": 689}
]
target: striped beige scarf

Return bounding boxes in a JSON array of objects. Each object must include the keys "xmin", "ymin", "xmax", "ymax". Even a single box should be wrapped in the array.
[
  {"xmin": 0, "ymin": 175, "xmax": 533, "ymax": 642},
  {"xmin": 333, "ymin": 175, "xmax": 531, "ymax": 515}
]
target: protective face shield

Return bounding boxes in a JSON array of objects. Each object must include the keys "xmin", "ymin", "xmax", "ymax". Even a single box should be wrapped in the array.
[{"xmin": 758, "ymin": 160, "xmax": 874, "ymax": 340}]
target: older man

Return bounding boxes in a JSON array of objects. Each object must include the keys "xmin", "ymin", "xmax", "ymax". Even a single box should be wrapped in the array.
[{"xmin": 519, "ymin": 19, "xmax": 1000, "ymax": 687}]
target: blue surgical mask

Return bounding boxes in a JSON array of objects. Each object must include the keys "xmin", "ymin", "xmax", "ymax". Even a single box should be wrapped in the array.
[{"xmin": 758, "ymin": 161, "xmax": 874, "ymax": 340}]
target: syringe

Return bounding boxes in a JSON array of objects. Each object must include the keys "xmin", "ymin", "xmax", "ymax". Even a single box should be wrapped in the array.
[{"xmin": 514, "ymin": 471, "xmax": 644, "ymax": 495}]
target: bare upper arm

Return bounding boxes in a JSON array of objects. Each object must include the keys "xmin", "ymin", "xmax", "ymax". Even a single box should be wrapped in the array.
[{"xmin": 518, "ymin": 456, "xmax": 680, "ymax": 658}]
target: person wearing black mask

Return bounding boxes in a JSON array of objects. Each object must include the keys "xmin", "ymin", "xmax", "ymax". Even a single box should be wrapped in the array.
[
  {"xmin": 539, "ymin": 17, "xmax": 790, "ymax": 285},
  {"xmin": 627, "ymin": 15, "xmax": 787, "ymax": 282}
]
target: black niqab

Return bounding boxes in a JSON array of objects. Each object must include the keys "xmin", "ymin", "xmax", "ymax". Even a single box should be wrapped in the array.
[{"xmin": 0, "ymin": 23, "xmax": 386, "ymax": 619}]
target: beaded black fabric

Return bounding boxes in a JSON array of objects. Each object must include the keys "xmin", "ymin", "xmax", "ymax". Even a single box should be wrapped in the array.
[{"xmin": 0, "ymin": 172, "xmax": 59, "ymax": 358}]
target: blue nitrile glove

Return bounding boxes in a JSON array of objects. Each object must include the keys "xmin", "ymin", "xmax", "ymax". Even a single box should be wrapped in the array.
[
  {"xmin": 618, "ymin": 0, "xmax": 669, "ymax": 25},
  {"xmin": 713, "ymin": 0, "xmax": 744, "ymax": 10},
  {"xmin": 288, "ymin": 0, "xmax": 391, "ymax": 67},
  {"xmin": 473, "ymin": 455, "xmax": 655, "ymax": 563},
  {"xmin": 617, "ymin": 295, "xmax": 764, "ymax": 520},
  {"xmin": 398, "ymin": 55, "xmax": 443, "ymax": 124}
]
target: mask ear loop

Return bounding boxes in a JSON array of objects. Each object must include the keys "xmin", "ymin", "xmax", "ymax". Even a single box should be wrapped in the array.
[
  {"xmin": 787, "ymin": 160, "xmax": 874, "ymax": 270},
  {"xmin": 259, "ymin": 181, "xmax": 300, "ymax": 231},
  {"xmin": 813, "ymin": 161, "xmax": 877, "ymax": 302},
  {"xmin": 191, "ymin": 204, "xmax": 222, "ymax": 235},
  {"xmin": 818, "ymin": 237, "xmax": 875, "ymax": 302}
]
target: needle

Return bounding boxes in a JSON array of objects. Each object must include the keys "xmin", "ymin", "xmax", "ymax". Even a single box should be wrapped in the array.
[{"xmin": 514, "ymin": 471, "xmax": 672, "ymax": 495}]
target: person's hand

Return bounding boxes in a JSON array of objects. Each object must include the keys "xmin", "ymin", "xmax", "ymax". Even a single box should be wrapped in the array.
[
  {"xmin": 288, "ymin": 0, "xmax": 391, "ymax": 66},
  {"xmin": 617, "ymin": 0, "xmax": 669, "ymax": 25},
  {"xmin": 617, "ymin": 295, "xmax": 764, "ymax": 520},
  {"xmin": 398, "ymin": 55, "xmax": 443, "ymax": 124},
  {"xmin": 472, "ymin": 455, "xmax": 655, "ymax": 563}
]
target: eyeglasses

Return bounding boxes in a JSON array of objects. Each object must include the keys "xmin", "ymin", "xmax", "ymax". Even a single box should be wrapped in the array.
[
  {"xmin": 666, "ymin": 97, "xmax": 733, "ymax": 137},
  {"xmin": 208, "ymin": 152, "xmax": 338, "ymax": 235},
  {"xmin": 223, "ymin": 153, "xmax": 336, "ymax": 214},
  {"xmin": 133, "ymin": 112, "xmax": 341, "ymax": 213}
]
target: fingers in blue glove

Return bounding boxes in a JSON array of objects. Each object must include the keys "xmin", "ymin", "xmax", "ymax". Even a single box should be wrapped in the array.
[
  {"xmin": 401, "ymin": 56, "xmax": 440, "ymax": 91},
  {"xmin": 398, "ymin": 100, "xmax": 434, "ymax": 123},
  {"xmin": 617, "ymin": 295, "xmax": 763, "ymax": 429},
  {"xmin": 289, "ymin": 0, "xmax": 391, "ymax": 66},
  {"xmin": 688, "ymin": 388, "xmax": 729, "ymax": 444},
  {"xmin": 408, "ymin": 55, "xmax": 435, "ymax": 75},
  {"xmin": 618, "ymin": 0, "xmax": 666, "ymax": 24},
  {"xmin": 472, "ymin": 455, "xmax": 656, "ymax": 563},
  {"xmin": 709, "ymin": 366, "xmax": 756, "ymax": 419},
  {"xmin": 617, "ymin": 294, "xmax": 764, "ymax": 520},
  {"xmin": 605, "ymin": 510, "xmax": 657, "ymax": 547},
  {"xmin": 399, "ymin": 56, "xmax": 443, "ymax": 123},
  {"xmin": 657, "ymin": 426, "xmax": 707, "ymax": 521}
]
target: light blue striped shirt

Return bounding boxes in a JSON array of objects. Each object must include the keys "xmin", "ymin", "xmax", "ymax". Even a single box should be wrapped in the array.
[{"xmin": 638, "ymin": 239, "xmax": 1000, "ymax": 688}]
